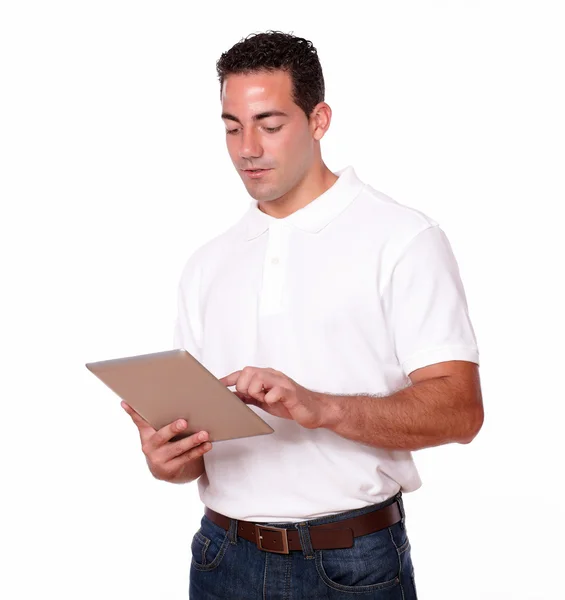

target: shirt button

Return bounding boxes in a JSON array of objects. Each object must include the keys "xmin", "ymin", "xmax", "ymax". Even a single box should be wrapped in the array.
[{"xmin": 271, "ymin": 257, "xmax": 280, "ymax": 265}]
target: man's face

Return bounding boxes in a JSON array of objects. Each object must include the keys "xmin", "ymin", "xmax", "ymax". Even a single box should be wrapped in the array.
[{"xmin": 221, "ymin": 70, "xmax": 316, "ymax": 203}]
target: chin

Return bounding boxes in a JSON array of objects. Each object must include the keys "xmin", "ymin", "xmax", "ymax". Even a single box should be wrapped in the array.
[{"xmin": 245, "ymin": 185, "xmax": 279, "ymax": 202}]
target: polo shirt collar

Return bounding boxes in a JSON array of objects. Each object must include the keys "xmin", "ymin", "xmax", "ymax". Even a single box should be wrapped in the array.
[{"xmin": 244, "ymin": 165, "xmax": 365, "ymax": 241}]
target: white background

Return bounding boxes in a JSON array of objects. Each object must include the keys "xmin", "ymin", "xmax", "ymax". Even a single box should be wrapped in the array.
[{"xmin": 1, "ymin": 1, "xmax": 564, "ymax": 599}]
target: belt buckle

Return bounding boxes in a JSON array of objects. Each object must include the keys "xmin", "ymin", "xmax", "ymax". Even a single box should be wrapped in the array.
[{"xmin": 255, "ymin": 524, "xmax": 290, "ymax": 554}]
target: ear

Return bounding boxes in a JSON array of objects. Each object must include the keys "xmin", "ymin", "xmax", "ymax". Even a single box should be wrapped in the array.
[{"xmin": 309, "ymin": 102, "xmax": 332, "ymax": 141}]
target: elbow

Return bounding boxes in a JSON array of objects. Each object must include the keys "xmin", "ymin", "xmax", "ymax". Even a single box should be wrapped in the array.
[{"xmin": 458, "ymin": 404, "xmax": 484, "ymax": 444}]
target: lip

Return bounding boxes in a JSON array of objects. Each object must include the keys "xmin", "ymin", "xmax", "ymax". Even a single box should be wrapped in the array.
[{"xmin": 242, "ymin": 168, "xmax": 272, "ymax": 179}]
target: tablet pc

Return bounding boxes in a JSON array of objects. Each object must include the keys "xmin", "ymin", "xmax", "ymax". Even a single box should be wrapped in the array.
[{"xmin": 85, "ymin": 349, "xmax": 274, "ymax": 442}]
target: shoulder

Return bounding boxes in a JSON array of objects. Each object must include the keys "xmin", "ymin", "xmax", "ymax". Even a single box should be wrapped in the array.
[
  {"xmin": 348, "ymin": 182, "xmax": 440, "ymax": 256},
  {"xmin": 362, "ymin": 184, "xmax": 437, "ymax": 232},
  {"xmin": 177, "ymin": 217, "xmax": 245, "ymax": 285}
]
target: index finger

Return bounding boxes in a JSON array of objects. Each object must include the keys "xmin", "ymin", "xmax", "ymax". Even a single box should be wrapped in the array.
[{"xmin": 219, "ymin": 371, "xmax": 242, "ymax": 386}]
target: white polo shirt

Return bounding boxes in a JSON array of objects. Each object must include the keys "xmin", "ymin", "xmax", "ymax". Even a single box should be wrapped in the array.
[{"xmin": 173, "ymin": 166, "xmax": 479, "ymax": 522}]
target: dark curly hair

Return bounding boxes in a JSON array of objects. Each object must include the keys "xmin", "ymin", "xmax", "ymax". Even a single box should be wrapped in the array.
[{"xmin": 216, "ymin": 30, "xmax": 325, "ymax": 119}]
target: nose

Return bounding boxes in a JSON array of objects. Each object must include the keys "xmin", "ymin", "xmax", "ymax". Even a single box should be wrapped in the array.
[{"xmin": 238, "ymin": 128, "xmax": 263, "ymax": 161}]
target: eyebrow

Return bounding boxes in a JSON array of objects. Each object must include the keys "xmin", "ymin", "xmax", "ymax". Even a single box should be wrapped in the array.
[{"xmin": 221, "ymin": 110, "xmax": 289, "ymax": 124}]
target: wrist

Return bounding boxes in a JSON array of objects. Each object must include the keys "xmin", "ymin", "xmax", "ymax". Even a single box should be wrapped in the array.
[{"xmin": 316, "ymin": 392, "xmax": 343, "ymax": 430}]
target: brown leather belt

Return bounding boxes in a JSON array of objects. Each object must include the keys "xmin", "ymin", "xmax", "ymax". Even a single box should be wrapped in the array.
[{"xmin": 204, "ymin": 501, "xmax": 401, "ymax": 555}]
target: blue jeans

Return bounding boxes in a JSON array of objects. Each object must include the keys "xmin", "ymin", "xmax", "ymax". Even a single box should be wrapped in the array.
[{"xmin": 189, "ymin": 493, "xmax": 417, "ymax": 599}]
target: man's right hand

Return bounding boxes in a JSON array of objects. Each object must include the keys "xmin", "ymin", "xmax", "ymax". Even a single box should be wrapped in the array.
[{"xmin": 121, "ymin": 401, "xmax": 212, "ymax": 484}]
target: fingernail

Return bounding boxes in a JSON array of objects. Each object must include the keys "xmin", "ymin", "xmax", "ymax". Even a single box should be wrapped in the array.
[
  {"xmin": 177, "ymin": 420, "xmax": 186, "ymax": 430},
  {"xmin": 199, "ymin": 432, "xmax": 207, "ymax": 441}
]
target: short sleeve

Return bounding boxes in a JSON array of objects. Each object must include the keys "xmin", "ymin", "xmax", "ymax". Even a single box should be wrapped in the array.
[
  {"xmin": 381, "ymin": 225, "xmax": 480, "ymax": 376},
  {"xmin": 173, "ymin": 256, "xmax": 203, "ymax": 362}
]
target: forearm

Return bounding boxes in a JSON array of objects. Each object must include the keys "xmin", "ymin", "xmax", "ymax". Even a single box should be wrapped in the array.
[{"xmin": 318, "ymin": 377, "xmax": 481, "ymax": 451}]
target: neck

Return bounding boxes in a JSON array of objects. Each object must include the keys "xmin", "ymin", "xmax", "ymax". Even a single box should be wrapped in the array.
[{"xmin": 257, "ymin": 162, "xmax": 339, "ymax": 219}]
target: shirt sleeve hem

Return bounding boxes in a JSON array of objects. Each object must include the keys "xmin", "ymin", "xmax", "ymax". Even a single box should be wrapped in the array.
[{"xmin": 401, "ymin": 346, "xmax": 480, "ymax": 376}]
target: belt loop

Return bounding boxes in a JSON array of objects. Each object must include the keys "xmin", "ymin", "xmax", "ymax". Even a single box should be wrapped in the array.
[
  {"xmin": 396, "ymin": 492, "xmax": 406, "ymax": 526},
  {"xmin": 296, "ymin": 522, "xmax": 314, "ymax": 560},
  {"xmin": 228, "ymin": 518, "xmax": 238, "ymax": 544}
]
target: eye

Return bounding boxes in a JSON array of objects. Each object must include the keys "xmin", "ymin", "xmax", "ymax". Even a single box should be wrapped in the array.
[
  {"xmin": 226, "ymin": 129, "xmax": 239, "ymax": 135},
  {"xmin": 264, "ymin": 126, "xmax": 283, "ymax": 133}
]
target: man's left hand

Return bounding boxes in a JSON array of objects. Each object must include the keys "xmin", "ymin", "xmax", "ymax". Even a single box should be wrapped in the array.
[{"xmin": 219, "ymin": 367, "xmax": 327, "ymax": 429}]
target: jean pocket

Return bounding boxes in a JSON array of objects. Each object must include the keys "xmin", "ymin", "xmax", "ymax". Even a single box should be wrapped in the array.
[
  {"xmin": 314, "ymin": 527, "xmax": 401, "ymax": 594},
  {"xmin": 190, "ymin": 520, "xmax": 230, "ymax": 572}
]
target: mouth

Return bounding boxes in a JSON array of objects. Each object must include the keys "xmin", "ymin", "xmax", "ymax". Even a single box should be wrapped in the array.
[{"xmin": 242, "ymin": 168, "xmax": 272, "ymax": 179}]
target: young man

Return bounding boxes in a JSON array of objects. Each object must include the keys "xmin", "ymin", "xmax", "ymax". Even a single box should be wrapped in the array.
[{"xmin": 122, "ymin": 31, "xmax": 483, "ymax": 599}]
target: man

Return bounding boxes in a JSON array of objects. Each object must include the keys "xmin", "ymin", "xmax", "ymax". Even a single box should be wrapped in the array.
[{"xmin": 122, "ymin": 31, "xmax": 483, "ymax": 599}]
